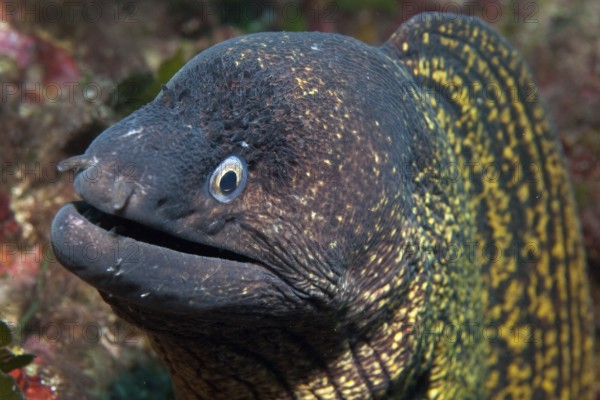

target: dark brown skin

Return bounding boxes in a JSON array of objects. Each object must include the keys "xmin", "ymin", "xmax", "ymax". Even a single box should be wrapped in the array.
[{"xmin": 51, "ymin": 13, "xmax": 593, "ymax": 399}]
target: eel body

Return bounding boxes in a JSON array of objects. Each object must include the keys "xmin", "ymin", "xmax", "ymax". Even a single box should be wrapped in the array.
[{"xmin": 51, "ymin": 12, "xmax": 593, "ymax": 399}]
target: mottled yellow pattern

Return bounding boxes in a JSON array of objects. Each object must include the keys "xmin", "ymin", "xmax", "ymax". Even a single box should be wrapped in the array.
[{"xmin": 385, "ymin": 13, "xmax": 594, "ymax": 399}]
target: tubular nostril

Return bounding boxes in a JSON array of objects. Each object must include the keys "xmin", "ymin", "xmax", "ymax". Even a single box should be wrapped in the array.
[
  {"xmin": 57, "ymin": 155, "xmax": 96, "ymax": 174},
  {"xmin": 59, "ymin": 154, "xmax": 135, "ymax": 212}
]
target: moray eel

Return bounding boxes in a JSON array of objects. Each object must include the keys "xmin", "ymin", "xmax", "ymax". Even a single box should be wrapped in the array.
[{"xmin": 51, "ymin": 13, "xmax": 593, "ymax": 399}]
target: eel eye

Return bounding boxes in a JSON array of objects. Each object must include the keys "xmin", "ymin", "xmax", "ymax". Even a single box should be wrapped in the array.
[{"xmin": 209, "ymin": 155, "xmax": 248, "ymax": 203}]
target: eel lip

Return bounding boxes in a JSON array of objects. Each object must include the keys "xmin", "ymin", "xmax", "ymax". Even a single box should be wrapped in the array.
[{"xmin": 51, "ymin": 202, "xmax": 287, "ymax": 314}]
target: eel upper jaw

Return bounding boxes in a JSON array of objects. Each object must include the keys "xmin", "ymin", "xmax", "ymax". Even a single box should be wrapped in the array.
[{"xmin": 51, "ymin": 201, "xmax": 299, "ymax": 316}]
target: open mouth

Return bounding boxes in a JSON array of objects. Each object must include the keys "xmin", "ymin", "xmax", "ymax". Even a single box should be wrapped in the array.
[
  {"xmin": 72, "ymin": 201, "xmax": 255, "ymax": 265},
  {"xmin": 51, "ymin": 201, "xmax": 288, "ymax": 314}
]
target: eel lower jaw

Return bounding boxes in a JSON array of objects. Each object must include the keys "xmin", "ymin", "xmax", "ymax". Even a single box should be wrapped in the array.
[{"xmin": 51, "ymin": 202, "xmax": 295, "ymax": 315}]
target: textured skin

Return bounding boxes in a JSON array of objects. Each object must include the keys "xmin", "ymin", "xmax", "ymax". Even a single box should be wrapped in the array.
[
  {"xmin": 51, "ymin": 13, "xmax": 593, "ymax": 399},
  {"xmin": 383, "ymin": 14, "xmax": 594, "ymax": 399}
]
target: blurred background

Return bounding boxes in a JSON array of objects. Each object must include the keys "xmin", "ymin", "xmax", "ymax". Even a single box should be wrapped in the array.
[{"xmin": 0, "ymin": 0, "xmax": 598, "ymax": 398}]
